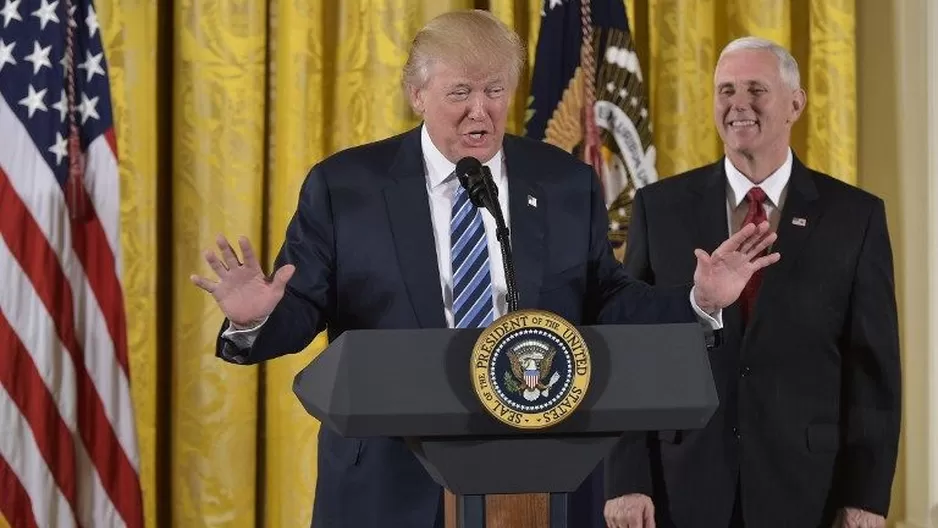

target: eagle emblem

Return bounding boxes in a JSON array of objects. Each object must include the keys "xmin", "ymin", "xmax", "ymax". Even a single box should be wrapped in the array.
[{"xmin": 506, "ymin": 340, "xmax": 563, "ymax": 402}]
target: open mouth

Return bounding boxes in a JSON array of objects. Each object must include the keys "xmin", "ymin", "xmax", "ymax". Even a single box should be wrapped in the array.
[
  {"xmin": 728, "ymin": 119, "xmax": 758, "ymax": 128},
  {"xmin": 467, "ymin": 131, "xmax": 488, "ymax": 140}
]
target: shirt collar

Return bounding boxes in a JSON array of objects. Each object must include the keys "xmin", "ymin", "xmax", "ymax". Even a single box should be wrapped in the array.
[
  {"xmin": 421, "ymin": 123, "xmax": 504, "ymax": 188},
  {"xmin": 724, "ymin": 148, "xmax": 792, "ymax": 208}
]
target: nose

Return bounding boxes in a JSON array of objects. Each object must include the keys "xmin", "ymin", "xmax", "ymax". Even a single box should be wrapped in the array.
[
  {"xmin": 467, "ymin": 93, "xmax": 486, "ymax": 121},
  {"xmin": 729, "ymin": 91, "xmax": 751, "ymax": 112}
]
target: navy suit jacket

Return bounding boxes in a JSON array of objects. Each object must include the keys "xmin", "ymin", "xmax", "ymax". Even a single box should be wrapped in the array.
[{"xmin": 217, "ymin": 126, "xmax": 697, "ymax": 528}]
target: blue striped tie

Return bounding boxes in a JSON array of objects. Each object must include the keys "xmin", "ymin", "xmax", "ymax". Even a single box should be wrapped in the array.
[{"xmin": 451, "ymin": 182, "xmax": 495, "ymax": 328}]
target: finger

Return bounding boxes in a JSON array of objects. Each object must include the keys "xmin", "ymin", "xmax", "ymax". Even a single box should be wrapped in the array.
[
  {"xmin": 626, "ymin": 513, "xmax": 642, "ymax": 528},
  {"xmin": 238, "ymin": 236, "xmax": 260, "ymax": 270},
  {"xmin": 750, "ymin": 252, "xmax": 781, "ymax": 269},
  {"xmin": 737, "ymin": 229, "xmax": 769, "ymax": 255},
  {"xmin": 216, "ymin": 234, "xmax": 242, "ymax": 269},
  {"xmin": 205, "ymin": 250, "xmax": 229, "ymax": 277},
  {"xmin": 190, "ymin": 274, "xmax": 217, "ymax": 293},
  {"xmin": 716, "ymin": 222, "xmax": 757, "ymax": 255},
  {"xmin": 271, "ymin": 264, "xmax": 296, "ymax": 290},
  {"xmin": 644, "ymin": 504, "xmax": 656, "ymax": 528},
  {"xmin": 694, "ymin": 248, "xmax": 709, "ymax": 264},
  {"xmin": 744, "ymin": 231, "xmax": 778, "ymax": 258}
]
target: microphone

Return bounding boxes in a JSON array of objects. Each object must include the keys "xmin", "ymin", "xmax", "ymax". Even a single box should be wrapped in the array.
[{"xmin": 455, "ymin": 157, "xmax": 519, "ymax": 313}]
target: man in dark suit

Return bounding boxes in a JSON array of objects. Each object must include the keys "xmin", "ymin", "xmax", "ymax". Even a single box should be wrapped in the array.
[
  {"xmin": 602, "ymin": 36, "xmax": 901, "ymax": 528},
  {"xmin": 190, "ymin": 12, "xmax": 780, "ymax": 528}
]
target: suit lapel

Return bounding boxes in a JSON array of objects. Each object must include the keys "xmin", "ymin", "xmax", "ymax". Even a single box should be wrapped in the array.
[
  {"xmin": 755, "ymin": 156, "xmax": 822, "ymax": 300},
  {"xmin": 504, "ymin": 138, "xmax": 545, "ymax": 311},
  {"xmin": 691, "ymin": 162, "xmax": 731, "ymax": 256},
  {"xmin": 384, "ymin": 128, "xmax": 447, "ymax": 329}
]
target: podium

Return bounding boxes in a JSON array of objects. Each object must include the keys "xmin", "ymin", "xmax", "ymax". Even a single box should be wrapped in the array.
[{"xmin": 293, "ymin": 322, "xmax": 718, "ymax": 527}]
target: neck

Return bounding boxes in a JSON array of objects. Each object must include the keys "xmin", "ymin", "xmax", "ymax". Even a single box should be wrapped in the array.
[{"xmin": 725, "ymin": 145, "xmax": 789, "ymax": 184}]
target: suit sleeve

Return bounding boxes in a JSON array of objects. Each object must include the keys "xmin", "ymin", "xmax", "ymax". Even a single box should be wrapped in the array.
[
  {"xmin": 587, "ymin": 171, "xmax": 695, "ymax": 325},
  {"xmin": 839, "ymin": 198, "xmax": 902, "ymax": 515},
  {"xmin": 216, "ymin": 165, "xmax": 335, "ymax": 364},
  {"xmin": 603, "ymin": 187, "xmax": 656, "ymax": 499}
]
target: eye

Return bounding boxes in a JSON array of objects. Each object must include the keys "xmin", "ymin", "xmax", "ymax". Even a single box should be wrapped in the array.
[
  {"xmin": 448, "ymin": 89, "xmax": 469, "ymax": 101},
  {"xmin": 487, "ymin": 86, "xmax": 505, "ymax": 97},
  {"xmin": 719, "ymin": 87, "xmax": 734, "ymax": 96}
]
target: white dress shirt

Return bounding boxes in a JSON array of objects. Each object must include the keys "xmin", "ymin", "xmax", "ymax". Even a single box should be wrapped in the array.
[{"xmin": 724, "ymin": 148, "xmax": 792, "ymax": 234}]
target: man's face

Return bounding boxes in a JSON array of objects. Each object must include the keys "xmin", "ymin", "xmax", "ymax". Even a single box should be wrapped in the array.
[
  {"xmin": 409, "ymin": 60, "xmax": 513, "ymax": 164},
  {"xmin": 713, "ymin": 48, "xmax": 804, "ymax": 159}
]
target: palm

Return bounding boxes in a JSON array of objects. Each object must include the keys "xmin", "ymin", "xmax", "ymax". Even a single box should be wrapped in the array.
[
  {"xmin": 213, "ymin": 266, "xmax": 284, "ymax": 325},
  {"xmin": 190, "ymin": 235, "xmax": 295, "ymax": 326},
  {"xmin": 693, "ymin": 221, "xmax": 780, "ymax": 312}
]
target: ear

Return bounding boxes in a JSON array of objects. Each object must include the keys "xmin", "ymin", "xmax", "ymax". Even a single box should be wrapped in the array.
[
  {"xmin": 789, "ymin": 88, "xmax": 806, "ymax": 123},
  {"xmin": 408, "ymin": 85, "xmax": 425, "ymax": 115}
]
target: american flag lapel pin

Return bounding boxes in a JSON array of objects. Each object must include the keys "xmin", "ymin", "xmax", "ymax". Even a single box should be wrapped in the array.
[
  {"xmin": 528, "ymin": 195, "xmax": 537, "ymax": 208},
  {"xmin": 792, "ymin": 217, "xmax": 807, "ymax": 227}
]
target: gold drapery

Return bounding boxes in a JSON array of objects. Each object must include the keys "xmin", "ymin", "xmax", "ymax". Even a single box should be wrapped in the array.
[
  {"xmin": 489, "ymin": 0, "xmax": 857, "ymax": 184},
  {"xmin": 0, "ymin": 1, "xmax": 857, "ymax": 527}
]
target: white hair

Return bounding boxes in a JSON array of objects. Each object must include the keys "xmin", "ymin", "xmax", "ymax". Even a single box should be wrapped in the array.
[{"xmin": 717, "ymin": 36, "xmax": 801, "ymax": 90}]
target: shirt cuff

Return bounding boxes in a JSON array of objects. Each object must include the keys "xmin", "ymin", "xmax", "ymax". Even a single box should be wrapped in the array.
[
  {"xmin": 221, "ymin": 316, "xmax": 268, "ymax": 350},
  {"xmin": 689, "ymin": 287, "xmax": 723, "ymax": 330}
]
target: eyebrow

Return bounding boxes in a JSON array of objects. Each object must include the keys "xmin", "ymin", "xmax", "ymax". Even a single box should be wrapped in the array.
[{"xmin": 717, "ymin": 80, "xmax": 769, "ymax": 90}]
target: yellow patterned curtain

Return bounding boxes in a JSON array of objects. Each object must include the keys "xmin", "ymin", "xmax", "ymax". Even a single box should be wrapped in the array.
[
  {"xmin": 488, "ymin": 0, "xmax": 857, "ymax": 185},
  {"xmin": 0, "ymin": 2, "xmax": 854, "ymax": 528}
]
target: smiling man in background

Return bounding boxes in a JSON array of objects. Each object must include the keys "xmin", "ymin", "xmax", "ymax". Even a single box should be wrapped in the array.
[{"xmin": 603, "ymin": 36, "xmax": 901, "ymax": 528}]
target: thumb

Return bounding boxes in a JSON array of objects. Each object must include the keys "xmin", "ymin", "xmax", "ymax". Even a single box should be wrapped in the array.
[
  {"xmin": 694, "ymin": 248, "xmax": 709, "ymax": 265},
  {"xmin": 271, "ymin": 264, "xmax": 296, "ymax": 289}
]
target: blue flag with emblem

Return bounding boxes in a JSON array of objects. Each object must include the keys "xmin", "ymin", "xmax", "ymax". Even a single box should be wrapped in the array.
[
  {"xmin": 525, "ymin": 0, "xmax": 656, "ymax": 255},
  {"xmin": 523, "ymin": 1, "xmax": 654, "ymax": 525}
]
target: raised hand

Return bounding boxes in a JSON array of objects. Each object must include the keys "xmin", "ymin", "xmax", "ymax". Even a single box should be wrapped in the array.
[
  {"xmin": 692, "ymin": 220, "xmax": 780, "ymax": 313},
  {"xmin": 190, "ymin": 235, "xmax": 295, "ymax": 327}
]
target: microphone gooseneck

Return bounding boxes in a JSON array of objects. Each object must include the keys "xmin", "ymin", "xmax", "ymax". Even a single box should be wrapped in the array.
[{"xmin": 455, "ymin": 157, "xmax": 520, "ymax": 314}]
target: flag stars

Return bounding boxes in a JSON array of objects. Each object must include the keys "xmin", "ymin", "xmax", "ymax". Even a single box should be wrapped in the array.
[
  {"xmin": 49, "ymin": 132, "xmax": 68, "ymax": 165},
  {"xmin": 618, "ymin": 88, "xmax": 627, "ymax": 99},
  {"xmin": 79, "ymin": 92, "xmax": 99, "ymax": 123},
  {"xmin": 1, "ymin": 0, "xmax": 22, "ymax": 28},
  {"xmin": 19, "ymin": 84, "xmax": 47, "ymax": 118},
  {"xmin": 85, "ymin": 5, "xmax": 99, "ymax": 37},
  {"xmin": 606, "ymin": 82, "xmax": 615, "ymax": 93},
  {"xmin": 30, "ymin": 0, "xmax": 58, "ymax": 30},
  {"xmin": 52, "ymin": 89, "xmax": 67, "ymax": 122},
  {"xmin": 541, "ymin": 0, "xmax": 564, "ymax": 16},
  {"xmin": 24, "ymin": 41, "xmax": 52, "ymax": 75},
  {"xmin": 78, "ymin": 50, "xmax": 105, "ymax": 82},
  {"xmin": 0, "ymin": 39, "xmax": 15, "ymax": 74},
  {"xmin": 630, "ymin": 96, "xmax": 638, "ymax": 107}
]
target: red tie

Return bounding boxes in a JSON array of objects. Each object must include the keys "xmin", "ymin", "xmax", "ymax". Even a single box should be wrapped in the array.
[{"xmin": 739, "ymin": 187, "xmax": 767, "ymax": 324}]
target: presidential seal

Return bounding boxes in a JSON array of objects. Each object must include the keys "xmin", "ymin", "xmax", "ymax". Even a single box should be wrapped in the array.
[{"xmin": 470, "ymin": 309, "xmax": 591, "ymax": 430}]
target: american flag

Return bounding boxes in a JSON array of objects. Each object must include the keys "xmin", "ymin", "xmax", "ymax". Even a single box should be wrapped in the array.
[{"xmin": 0, "ymin": 0, "xmax": 143, "ymax": 526}]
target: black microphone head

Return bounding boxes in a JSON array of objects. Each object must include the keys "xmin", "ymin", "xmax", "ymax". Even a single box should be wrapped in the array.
[
  {"xmin": 455, "ymin": 156, "xmax": 483, "ymax": 187},
  {"xmin": 455, "ymin": 156, "xmax": 488, "ymax": 208}
]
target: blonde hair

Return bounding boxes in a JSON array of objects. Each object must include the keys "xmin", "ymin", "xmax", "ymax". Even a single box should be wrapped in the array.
[{"xmin": 402, "ymin": 10, "xmax": 525, "ymax": 91}]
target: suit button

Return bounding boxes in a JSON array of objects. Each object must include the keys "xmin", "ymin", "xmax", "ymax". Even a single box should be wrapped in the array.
[
  {"xmin": 740, "ymin": 366, "xmax": 751, "ymax": 377},
  {"xmin": 732, "ymin": 427, "xmax": 740, "ymax": 440}
]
